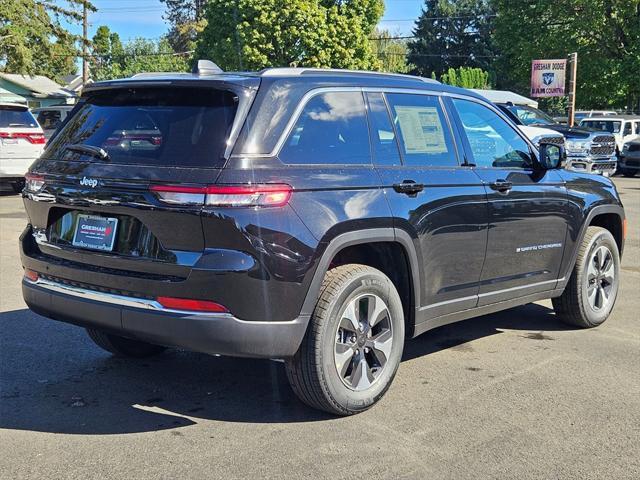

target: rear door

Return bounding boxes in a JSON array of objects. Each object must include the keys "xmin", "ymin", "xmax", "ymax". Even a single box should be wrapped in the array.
[
  {"xmin": 448, "ymin": 97, "xmax": 568, "ymax": 305},
  {"xmin": 368, "ymin": 90, "xmax": 488, "ymax": 321},
  {"xmin": 23, "ymin": 83, "xmax": 255, "ymax": 282}
]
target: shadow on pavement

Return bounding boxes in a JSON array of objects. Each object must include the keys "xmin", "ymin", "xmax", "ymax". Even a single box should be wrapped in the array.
[{"xmin": 0, "ymin": 303, "xmax": 573, "ymax": 434}]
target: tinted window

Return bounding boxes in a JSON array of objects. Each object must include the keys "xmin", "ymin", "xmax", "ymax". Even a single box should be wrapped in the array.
[
  {"xmin": 0, "ymin": 106, "xmax": 38, "ymax": 128},
  {"xmin": 453, "ymin": 99, "xmax": 532, "ymax": 169},
  {"xmin": 386, "ymin": 93, "xmax": 456, "ymax": 167},
  {"xmin": 279, "ymin": 91, "xmax": 370, "ymax": 165},
  {"xmin": 366, "ymin": 92, "xmax": 401, "ymax": 166},
  {"xmin": 36, "ymin": 110, "xmax": 62, "ymax": 130},
  {"xmin": 44, "ymin": 87, "xmax": 239, "ymax": 168}
]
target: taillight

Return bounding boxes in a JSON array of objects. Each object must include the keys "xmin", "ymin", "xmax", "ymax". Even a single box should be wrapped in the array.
[
  {"xmin": 150, "ymin": 184, "xmax": 292, "ymax": 208},
  {"xmin": 156, "ymin": 296, "xmax": 229, "ymax": 313},
  {"xmin": 0, "ymin": 132, "xmax": 46, "ymax": 144},
  {"xmin": 25, "ymin": 173, "xmax": 45, "ymax": 192}
]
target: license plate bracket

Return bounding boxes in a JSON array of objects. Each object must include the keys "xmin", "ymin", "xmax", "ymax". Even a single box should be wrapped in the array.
[{"xmin": 72, "ymin": 214, "xmax": 118, "ymax": 252}]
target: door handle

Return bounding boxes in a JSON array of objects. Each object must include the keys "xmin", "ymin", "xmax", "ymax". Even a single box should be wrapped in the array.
[
  {"xmin": 393, "ymin": 180, "xmax": 425, "ymax": 196},
  {"xmin": 489, "ymin": 179, "xmax": 513, "ymax": 193}
]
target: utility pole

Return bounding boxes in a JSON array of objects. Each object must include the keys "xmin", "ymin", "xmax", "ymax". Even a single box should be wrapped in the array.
[
  {"xmin": 567, "ymin": 52, "xmax": 578, "ymax": 127},
  {"xmin": 82, "ymin": 2, "xmax": 89, "ymax": 85}
]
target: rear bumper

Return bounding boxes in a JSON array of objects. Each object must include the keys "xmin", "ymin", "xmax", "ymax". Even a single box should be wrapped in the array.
[{"xmin": 22, "ymin": 277, "xmax": 309, "ymax": 358}]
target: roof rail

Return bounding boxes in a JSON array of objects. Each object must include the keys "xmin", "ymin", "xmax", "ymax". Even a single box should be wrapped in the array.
[{"xmin": 260, "ymin": 67, "xmax": 440, "ymax": 84}]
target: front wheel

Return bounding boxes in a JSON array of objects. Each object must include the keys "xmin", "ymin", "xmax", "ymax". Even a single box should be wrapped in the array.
[
  {"xmin": 553, "ymin": 227, "xmax": 620, "ymax": 328},
  {"xmin": 286, "ymin": 264, "xmax": 405, "ymax": 415},
  {"xmin": 621, "ymin": 168, "xmax": 637, "ymax": 177}
]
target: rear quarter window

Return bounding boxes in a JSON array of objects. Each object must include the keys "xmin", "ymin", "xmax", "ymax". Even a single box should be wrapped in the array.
[{"xmin": 43, "ymin": 87, "xmax": 239, "ymax": 168}]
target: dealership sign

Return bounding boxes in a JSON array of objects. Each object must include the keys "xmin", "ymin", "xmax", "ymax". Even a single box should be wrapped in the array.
[{"xmin": 531, "ymin": 59, "xmax": 567, "ymax": 97}]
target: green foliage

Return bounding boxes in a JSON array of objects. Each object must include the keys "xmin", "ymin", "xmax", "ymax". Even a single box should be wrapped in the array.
[
  {"xmin": 0, "ymin": 0, "xmax": 95, "ymax": 82},
  {"xmin": 89, "ymin": 26, "xmax": 188, "ymax": 81},
  {"xmin": 195, "ymin": 0, "xmax": 384, "ymax": 70},
  {"xmin": 492, "ymin": 0, "xmax": 640, "ymax": 110},
  {"xmin": 439, "ymin": 66, "xmax": 490, "ymax": 88},
  {"xmin": 370, "ymin": 29, "xmax": 412, "ymax": 73},
  {"xmin": 408, "ymin": 0, "xmax": 496, "ymax": 78},
  {"xmin": 90, "ymin": 26, "xmax": 124, "ymax": 81},
  {"xmin": 160, "ymin": 0, "xmax": 208, "ymax": 51}
]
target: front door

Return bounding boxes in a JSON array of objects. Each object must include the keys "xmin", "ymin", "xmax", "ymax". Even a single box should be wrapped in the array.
[
  {"xmin": 449, "ymin": 97, "xmax": 568, "ymax": 306},
  {"xmin": 367, "ymin": 91, "xmax": 488, "ymax": 321}
]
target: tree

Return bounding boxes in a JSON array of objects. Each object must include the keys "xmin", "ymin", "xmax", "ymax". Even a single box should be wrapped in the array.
[
  {"xmin": 492, "ymin": 0, "xmax": 640, "ymax": 110},
  {"xmin": 160, "ymin": 0, "xmax": 208, "ymax": 51},
  {"xmin": 408, "ymin": 0, "xmax": 496, "ymax": 79},
  {"xmin": 90, "ymin": 26, "xmax": 124, "ymax": 81},
  {"xmin": 440, "ymin": 66, "xmax": 490, "ymax": 88},
  {"xmin": 117, "ymin": 38, "xmax": 189, "ymax": 78},
  {"xmin": 0, "ymin": 0, "xmax": 95, "ymax": 81},
  {"xmin": 194, "ymin": 0, "xmax": 384, "ymax": 71},
  {"xmin": 370, "ymin": 29, "xmax": 412, "ymax": 73}
]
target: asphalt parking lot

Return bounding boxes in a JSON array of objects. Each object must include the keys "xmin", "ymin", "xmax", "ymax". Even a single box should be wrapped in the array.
[{"xmin": 0, "ymin": 177, "xmax": 638, "ymax": 480}]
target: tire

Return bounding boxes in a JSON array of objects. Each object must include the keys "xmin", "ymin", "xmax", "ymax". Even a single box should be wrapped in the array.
[
  {"xmin": 552, "ymin": 226, "xmax": 620, "ymax": 328},
  {"xmin": 86, "ymin": 328, "xmax": 166, "ymax": 358},
  {"xmin": 621, "ymin": 169, "xmax": 637, "ymax": 177},
  {"xmin": 285, "ymin": 264, "xmax": 405, "ymax": 416}
]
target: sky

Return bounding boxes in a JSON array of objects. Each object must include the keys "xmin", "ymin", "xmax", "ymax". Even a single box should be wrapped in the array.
[{"xmin": 62, "ymin": 0, "xmax": 425, "ymax": 43}]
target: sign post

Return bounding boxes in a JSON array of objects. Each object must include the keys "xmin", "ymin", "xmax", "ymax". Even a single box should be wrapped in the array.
[{"xmin": 567, "ymin": 52, "xmax": 578, "ymax": 127}]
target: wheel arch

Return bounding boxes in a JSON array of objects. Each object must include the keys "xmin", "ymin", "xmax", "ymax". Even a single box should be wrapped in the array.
[
  {"xmin": 561, "ymin": 204, "xmax": 625, "ymax": 284},
  {"xmin": 299, "ymin": 228, "xmax": 422, "ymax": 336}
]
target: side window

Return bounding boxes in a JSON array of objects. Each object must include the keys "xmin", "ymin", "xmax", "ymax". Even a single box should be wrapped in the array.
[
  {"xmin": 386, "ymin": 93, "xmax": 457, "ymax": 167},
  {"xmin": 37, "ymin": 110, "xmax": 62, "ymax": 130},
  {"xmin": 452, "ymin": 99, "xmax": 532, "ymax": 169},
  {"xmin": 635, "ymin": 122, "xmax": 640, "ymax": 135},
  {"xmin": 623, "ymin": 122, "xmax": 632, "ymax": 136},
  {"xmin": 366, "ymin": 92, "xmax": 401, "ymax": 166},
  {"xmin": 279, "ymin": 91, "xmax": 370, "ymax": 165}
]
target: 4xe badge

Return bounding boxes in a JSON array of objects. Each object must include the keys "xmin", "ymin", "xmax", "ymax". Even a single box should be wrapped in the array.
[{"xmin": 80, "ymin": 176, "xmax": 98, "ymax": 188}]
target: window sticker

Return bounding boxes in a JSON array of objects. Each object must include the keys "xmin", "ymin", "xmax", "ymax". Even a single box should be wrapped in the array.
[{"xmin": 395, "ymin": 106, "xmax": 448, "ymax": 154}]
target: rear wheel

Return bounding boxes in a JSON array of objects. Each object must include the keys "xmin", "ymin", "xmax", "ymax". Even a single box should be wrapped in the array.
[
  {"xmin": 86, "ymin": 328, "xmax": 166, "ymax": 358},
  {"xmin": 552, "ymin": 227, "xmax": 620, "ymax": 328},
  {"xmin": 285, "ymin": 264, "xmax": 405, "ymax": 416}
]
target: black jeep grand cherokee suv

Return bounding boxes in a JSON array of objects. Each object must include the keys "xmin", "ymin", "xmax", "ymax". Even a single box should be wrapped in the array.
[{"xmin": 20, "ymin": 64, "xmax": 625, "ymax": 415}]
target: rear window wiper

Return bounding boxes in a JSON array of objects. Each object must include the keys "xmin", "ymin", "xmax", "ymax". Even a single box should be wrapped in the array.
[{"xmin": 64, "ymin": 144, "xmax": 110, "ymax": 161}]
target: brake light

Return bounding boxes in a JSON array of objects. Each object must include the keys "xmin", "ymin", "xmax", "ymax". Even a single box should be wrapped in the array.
[
  {"xmin": 24, "ymin": 269, "xmax": 39, "ymax": 282},
  {"xmin": 150, "ymin": 184, "xmax": 292, "ymax": 207},
  {"xmin": 156, "ymin": 296, "xmax": 229, "ymax": 313},
  {"xmin": 0, "ymin": 132, "xmax": 46, "ymax": 144},
  {"xmin": 25, "ymin": 173, "xmax": 45, "ymax": 192}
]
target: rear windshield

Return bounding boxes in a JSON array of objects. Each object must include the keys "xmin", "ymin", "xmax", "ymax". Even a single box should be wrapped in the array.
[
  {"xmin": 0, "ymin": 106, "xmax": 38, "ymax": 128},
  {"xmin": 43, "ymin": 87, "xmax": 239, "ymax": 168}
]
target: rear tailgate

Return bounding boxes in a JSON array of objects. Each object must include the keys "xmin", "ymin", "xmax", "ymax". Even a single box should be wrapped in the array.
[{"xmin": 21, "ymin": 80, "xmax": 258, "ymax": 295}]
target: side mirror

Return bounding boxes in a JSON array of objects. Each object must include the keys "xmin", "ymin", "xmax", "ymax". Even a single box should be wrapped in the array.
[{"xmin": 538, "ymin": 142, "xmax": 566, "ymax": 170}]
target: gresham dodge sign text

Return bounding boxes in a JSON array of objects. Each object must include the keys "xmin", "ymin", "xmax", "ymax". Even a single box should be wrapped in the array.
[{"xmin": 531, "ymin": 59, "xmax": 567, "ymax": 98}]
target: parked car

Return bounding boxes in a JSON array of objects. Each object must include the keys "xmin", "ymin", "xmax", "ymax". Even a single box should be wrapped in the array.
[
  {"xmin": 579, "ymin": 115, "xmax": 640, "ymax": 157},
  {"xmin": 20, "ymin": 63, "xmax": 625, "ymax": 415},
  {"xmin": 496, "ymin": 103, "xmax": 617, "ymax": 176},
  {"xmin": 574, "ymin": 110, "xmax": 618, "ymax": 123},
  {"xmin": 0, "ymin": 103, "xmax": 45, "ymax": 192},
  {"xmin": 619, "ymin": 139, "xmax": 640, "ymax": 177},
  {"xmin": 32, "ymin": 105, "xmax": 74, "ymax": 140}
]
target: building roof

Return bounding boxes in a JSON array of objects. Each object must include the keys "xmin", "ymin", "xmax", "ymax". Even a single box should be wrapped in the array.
[
  {"xmin": 0, "ymin": 73, "xmax": 73, "ymax": 98},
  {"xmin": 471, "ymin": 89, "xmax": 539, "ymax": 108}
]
